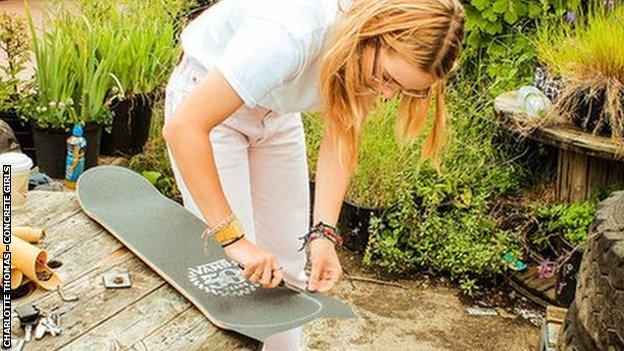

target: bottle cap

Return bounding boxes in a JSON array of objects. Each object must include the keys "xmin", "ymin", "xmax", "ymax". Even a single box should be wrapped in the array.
[
  {"xmin": 72, "ymin": 124, "xmax": 84, "ymax": 137},
  {"xmin": 0, "ymin": 152, "xmax": 34, "ymax": 173}
]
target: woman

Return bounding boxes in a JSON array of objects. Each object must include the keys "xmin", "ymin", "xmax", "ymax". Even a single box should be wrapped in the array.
[{"xmin": 163, "ymin": 0, "xmax": 465, "ymax": 349}]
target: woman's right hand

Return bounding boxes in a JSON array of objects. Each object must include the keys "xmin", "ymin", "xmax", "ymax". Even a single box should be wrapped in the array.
[{"xmin": 224, "ymin": 237, "xmax": 283, "ymax": 289}]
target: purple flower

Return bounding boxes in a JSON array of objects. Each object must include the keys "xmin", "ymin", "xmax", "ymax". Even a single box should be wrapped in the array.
[
  {"xmin": 565, "ymin": 11, "xmax": 576, "ymax": 24},
  {"xmin": 537, "ymin": 260, "xmax": 555, "ymax": 278}
]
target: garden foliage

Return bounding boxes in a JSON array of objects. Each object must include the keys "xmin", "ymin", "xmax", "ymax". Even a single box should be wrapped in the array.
[
  {"xmin": 15, "ymin": 0, "xmax": 186, "ymax": 130},
  {"xmin": 462, "ymin": 0, "xmax": 579, "ymax": 94},
  {"xmin": 0, "ymin": 13, "xmax": 30, "ymax": 112}
]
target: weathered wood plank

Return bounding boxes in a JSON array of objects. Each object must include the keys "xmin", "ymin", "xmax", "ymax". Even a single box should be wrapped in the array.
[
  {"xmin": 13, "ymin": 191, "xmax": 80, "ymax": 228},
  {"xmin": 15, "ymin": 228, "xmax": 127, "ymax": 307},
  {"xmin": 12, "ymin": 254, "xmax": 161, "ymax": 350},
  {"xmin": 38, "ymin": 212, "xmax": 106, "ymax": 259},
  {"xmin": 11, "ymin": 197, "xmax": 116, "ymax": 304},
  {"xmin": 496, "ymin": 91, "xmax": 624, "ymax": 202},
  {"xmin": 58, "ymin": 284, "xmax": 190, "ymax": 351},
  {"xmin": 128, "ymin": 306, "xmax": 257, "ymax": 351}
]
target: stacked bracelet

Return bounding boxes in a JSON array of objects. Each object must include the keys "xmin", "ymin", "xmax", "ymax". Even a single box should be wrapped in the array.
[
  {"xmin": 298, "ymin": 221, "xmax": 343, "ymax": 252},
  {"xmin": 202, "ymin": 213, "xmax": 245, "ymax": 250}
]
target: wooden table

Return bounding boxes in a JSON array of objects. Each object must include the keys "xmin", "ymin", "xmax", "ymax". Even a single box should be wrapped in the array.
[
  {"xmin": 10, "ymin": 191, "xmax": 257, "ymax": 351},
  {"xmin": 494, "ymin": 91, "xmax": 624, "ymax": 203}
]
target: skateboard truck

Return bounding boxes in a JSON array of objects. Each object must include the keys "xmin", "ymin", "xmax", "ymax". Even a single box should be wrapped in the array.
[{"xmin": 103, "ymin": 272, "xmax": 132, "ymax": 289}]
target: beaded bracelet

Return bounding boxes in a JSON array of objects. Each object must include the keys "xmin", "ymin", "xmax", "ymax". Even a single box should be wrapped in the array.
[{"xmin": 298, "ymin": 221, "xmax": 343, "ymax": 252}]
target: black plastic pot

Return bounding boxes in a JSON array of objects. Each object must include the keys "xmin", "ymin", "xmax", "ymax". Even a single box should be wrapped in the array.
[
  {"xmin": 0, "ymin": 109, "xmax": 37, "ymax": 162},
  {"xmin": 310, "ymin": 180, "xmax": 389, "ymax": 252},
  {"xmin": 32, "ymin": 122, "xmax": 102, "ymax": 178},
  {"xmin": 100, "ymin": 93, "xmax": 155, "ymax": 157},
  {"xmin": 338, "ymin": 200, "xmax": 390, "ymax": 253}
]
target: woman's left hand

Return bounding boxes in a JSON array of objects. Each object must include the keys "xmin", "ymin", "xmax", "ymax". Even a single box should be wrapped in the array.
[{"xmin": 306, "ymin": 239, "xmax": 342, "ymax": 293}]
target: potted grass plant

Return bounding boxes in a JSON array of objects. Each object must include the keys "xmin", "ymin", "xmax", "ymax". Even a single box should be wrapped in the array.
[
  {"xmin": 535, "ymin": 4, "xmax": 624, "ymax": 140},
  {"xmin": 305, "ymin": 99, "xmax": 418, "ymax": 252},
  {"xmin": 0, "ymin": 13, "xmax": 36, "ymax": 161},
  {"xmin": 80, "ymin": 0, "xmax": 182, "ymax": 157},
  {"xmin": 19, "ymin": 6, "xmax": 120, "ymax": 178}
]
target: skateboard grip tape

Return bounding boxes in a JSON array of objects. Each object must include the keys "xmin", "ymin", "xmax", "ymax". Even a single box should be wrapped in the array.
[
  {"xmin": 12, "ymin": 226, "xmax": 44, "ymax": 243},
  {"xmin": 3, "ymin": 234, "xmax": 60, "ymax": 290}
]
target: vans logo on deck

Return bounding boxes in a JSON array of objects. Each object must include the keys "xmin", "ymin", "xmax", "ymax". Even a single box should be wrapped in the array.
[{"xmin": 188, "ymin": 259, "xmax": 259, "ymax": 297}]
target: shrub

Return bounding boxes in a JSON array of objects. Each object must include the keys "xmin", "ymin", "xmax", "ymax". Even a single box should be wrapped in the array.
[
  {"xmin": 0, "ymin": 13, "xmax": 30, "ymax": 112},
  {"xmin": 305, "ymin": 100, "xmax": 422, "ymax": 209},
  {"xmin": 533, "ymin": 201, "xmax": 596, "ymax": 249},
  {"xmin": 19, "ymin": 5, "xmax": 121, "ymax": 129}
]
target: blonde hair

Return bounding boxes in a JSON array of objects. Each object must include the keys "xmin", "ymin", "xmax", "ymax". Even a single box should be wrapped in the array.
[{"xmin": 320, "ymin": 0, "xmax": 465, "ymax": 171}]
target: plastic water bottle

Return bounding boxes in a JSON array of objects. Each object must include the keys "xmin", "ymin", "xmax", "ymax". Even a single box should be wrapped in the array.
[{"xmin": 64, "ymin": 124, "xmax": 87, "ymax": 189}]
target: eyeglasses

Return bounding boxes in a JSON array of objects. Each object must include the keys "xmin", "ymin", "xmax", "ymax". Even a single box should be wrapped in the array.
[{"xmin": 367, "ymin": 44, "xmax": 431, "ymax": 99}]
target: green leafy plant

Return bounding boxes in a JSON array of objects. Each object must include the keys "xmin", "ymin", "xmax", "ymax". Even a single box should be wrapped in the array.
[
  {"xmin": 305, "ymin": 100, "xmax": 422, "ymax": 209},
  {"xmin": 76, "ymin": 0, "xmax": 183, "ymax": 98},
  {"xmin": 0, "ymin": 13, "xmax": 31, "ymax": 112},
  {"xmin": 531, "ymin": 201, "xmax": 596, "ymax": 248},
  {"xmin": 19, "ymin": 6, "xmax": 120, "ymax": 129},
  {"xmin": 306, "ymin": 74, "xmax": 532, "ymax": 292},
  {"xmin": 461, "ymin": 0, "xmax": 580, "ymax": 94}
]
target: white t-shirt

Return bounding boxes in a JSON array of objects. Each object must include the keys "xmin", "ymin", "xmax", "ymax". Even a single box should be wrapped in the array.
[{"xmin": 180, "ymin": 0, "xmax": 350, "ymax": 115}]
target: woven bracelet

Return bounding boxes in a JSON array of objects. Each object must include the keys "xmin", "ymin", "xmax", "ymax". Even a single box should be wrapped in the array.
[{"xmin": 298, "ymin": 221, "xmax": 343, "ymax": 251}]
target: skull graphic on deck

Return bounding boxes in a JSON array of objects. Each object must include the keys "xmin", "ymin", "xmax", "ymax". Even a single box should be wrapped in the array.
[{"xmin": 188, "ymin": 259, "xmax": 259, "ymax": 297}]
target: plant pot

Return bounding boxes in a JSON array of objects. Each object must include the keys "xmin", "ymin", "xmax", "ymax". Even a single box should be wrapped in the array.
[
  {"xmin": 338, "ymin": 200, "xmax": 391, "ymax": 253},
  {"xmin": 0, "ymin": 109, "xmax": 37, "ymax": 162},
  {"xmin": 100, "ymin": 93, "xmax": 155, "ymax": 157},
  {"xmin": 32, "ymin": 122, "xmax": 102, "ymax": 178},
  {"xmin": 310, "ymin": 180, "xmax": 390, "ymax": 252}
]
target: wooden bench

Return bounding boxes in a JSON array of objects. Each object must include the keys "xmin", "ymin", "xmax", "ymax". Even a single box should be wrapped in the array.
[{"xmin": 494, "ymin": 91, "xmax": 624, "ymax": 203}]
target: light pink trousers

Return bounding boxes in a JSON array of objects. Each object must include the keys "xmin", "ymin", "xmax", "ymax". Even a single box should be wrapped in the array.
[{"xmin": 164, "ymin": 56, "xmax": 309, "ymax": 350}]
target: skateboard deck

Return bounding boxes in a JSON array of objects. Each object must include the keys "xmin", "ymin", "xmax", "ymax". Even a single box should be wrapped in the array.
[{"xmin": 76, "ymin": 166, "xmax": 355, "ymax": 341}]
